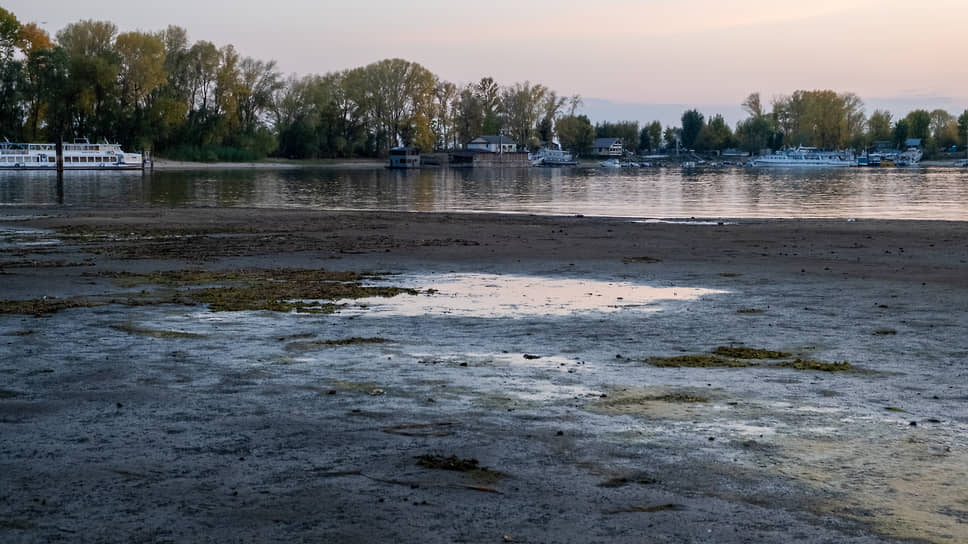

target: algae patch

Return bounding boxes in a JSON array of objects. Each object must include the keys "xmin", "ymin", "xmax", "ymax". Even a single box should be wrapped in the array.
[
  {"xmin": 647, "ymin": 354, "xmax": 756, "ymax": 368},
  {"xmin": 0, "ymin": 297, "xmax": 105, "ymax": 316},
  {"xmin": 713, "ymin": 346, "xmax": 792, "ymax": 359},
  {"xmin": 622, "ymin": 256, "xmax": 662, "ymax": 264},
  {"xmin": 114, "ymin": 268, "xmax": 418, "ymax": 314},
  {"xmin": 776, "ymin": 359, "xmax": 853, "ymax": 372}
]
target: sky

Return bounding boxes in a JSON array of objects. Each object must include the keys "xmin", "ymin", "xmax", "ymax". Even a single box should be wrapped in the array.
[{"xmin": 6, "ymin": 0, "xmax": 968, "ymax": 127}]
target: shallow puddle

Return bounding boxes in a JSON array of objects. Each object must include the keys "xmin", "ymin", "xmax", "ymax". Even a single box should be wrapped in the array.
[{"xmin": 339, "ymin": 273, "xmax": 725, "ymax": 318}]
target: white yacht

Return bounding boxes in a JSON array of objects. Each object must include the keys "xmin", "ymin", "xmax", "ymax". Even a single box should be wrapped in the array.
[
  {"xmin": 751, "ymin": 146, "xmax": 854, "ymax": 167},
  {"xmin": 0, "ymin": 139, "xmax": 144, "ymax": 170}
]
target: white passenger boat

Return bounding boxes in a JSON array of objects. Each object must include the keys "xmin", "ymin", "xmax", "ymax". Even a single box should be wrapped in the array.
[
  {"xmin": 751, "ymin": 146, "xmax": 854, "ymax": 167},
  {"xmin": 0, "ymin": 139, "xmax": 144, "ymax": 170}
]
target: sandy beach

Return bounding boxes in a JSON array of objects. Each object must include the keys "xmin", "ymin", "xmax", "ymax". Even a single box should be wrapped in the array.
[{"xmin": 1, "ymin": 206, "xmax": 966, "ymax": 543}]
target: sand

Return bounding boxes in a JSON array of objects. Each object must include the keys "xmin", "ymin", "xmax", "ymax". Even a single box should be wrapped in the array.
[{"xmin": 1, "ymin": 206, "xmax": 967, "ymax": 543}]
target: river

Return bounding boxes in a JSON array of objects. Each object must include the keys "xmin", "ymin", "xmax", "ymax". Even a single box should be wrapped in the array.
[{"xmin": 2, "ymin": 165, "xmax": 968, "ymax": 220}]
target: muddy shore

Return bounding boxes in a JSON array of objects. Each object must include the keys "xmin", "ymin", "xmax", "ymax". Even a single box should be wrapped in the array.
[{"xmin": 1, "ymin": 207, "xmax": 966, "ymax": 543}]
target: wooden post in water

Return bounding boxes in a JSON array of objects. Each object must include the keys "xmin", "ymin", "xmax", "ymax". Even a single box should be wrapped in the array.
[{"xmin": 56, "ymin": 136, "xmax": 64, "ymax": 173}]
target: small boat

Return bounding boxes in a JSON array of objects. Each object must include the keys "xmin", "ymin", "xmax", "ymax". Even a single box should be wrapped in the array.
[
  {"xmin": 599, "ymin": 158, "xmax": 621, "ymax": 168},
  {"xmin": 681, "ymin": 161, "xmax": 697, "ymax": 168},
  {"xmin": 0, "ymin": 138, "xmax": 144, "ymax": 170}
]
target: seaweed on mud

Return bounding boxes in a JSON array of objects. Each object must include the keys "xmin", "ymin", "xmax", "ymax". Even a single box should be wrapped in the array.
[
  {"xmin": 416, "ymin": 454, "xmax": 505, "ymax": 483},
  {"xmin": 0, "ymin": 297, "xmax": 104, "ymax": 316},
  {"xmin": 115, "ymin": 268, "xmax": 418, "ymax": 314},
  {"xmin": 736, "ymin": 308, "xmax": 765, "ymax": 314},
  {"xmin": 622, "ymin": 256, "xmax": 662, "ymax": 264},
  {"xmin": 776, "ymin": 359, "xmax": 853, "ymax": 372},
  {"xmin": 1, "ymin": 268, "xmax": 418, "ymax": 315},
  {"xmin": 713, "ymin": 346, "xmax": 792, "ymax": 359},
  {"xmin": 874, "ymin": 329, "xmax": 898, "ymax": 335},
  {"xmin": 718, "ymin": 272, "xmax": 743, "ymax": 277},
  {"xmin": 647, "ymin": 355, "xmax": 757, "ymax": 368}
]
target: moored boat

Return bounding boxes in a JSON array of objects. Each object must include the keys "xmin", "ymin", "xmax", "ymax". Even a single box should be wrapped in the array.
[
  {"xmin": 532, "ymin": 148, "xmax": 578, "ymax": 167},
  {"xmin": 0, "ymin": 139, "xmax": 144, "ymax": 170},
  {"xmin": 751, "ymin": 146, "xmax": 854, "ymax": 167}
]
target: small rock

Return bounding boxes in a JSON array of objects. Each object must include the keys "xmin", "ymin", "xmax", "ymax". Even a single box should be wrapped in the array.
[{"xmin": 556, "ymin": 431, "xmax": 564, "ymax": 436}]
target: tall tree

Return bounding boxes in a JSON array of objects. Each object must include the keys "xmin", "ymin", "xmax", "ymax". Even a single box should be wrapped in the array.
[
  {"xmin": 555, "ymin": 115, "xmax": 594, "ymax": 156},
  {"xmin": 680, "ymin": 109, "xmax": 704, "ymax": 149}
]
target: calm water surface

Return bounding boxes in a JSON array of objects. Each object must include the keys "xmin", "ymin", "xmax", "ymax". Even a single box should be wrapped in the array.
[{"xmin": 2, "ymin": 166, "xmax": 968, "ymax": 220}]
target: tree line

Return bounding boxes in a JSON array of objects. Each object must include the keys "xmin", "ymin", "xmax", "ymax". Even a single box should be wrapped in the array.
[{"xmin": 2, "ymin": 8, "xmax": 966, "ymax": 161}]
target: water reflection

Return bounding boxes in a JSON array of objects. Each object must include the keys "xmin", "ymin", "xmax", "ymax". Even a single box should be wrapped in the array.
[
  {"xmin": 338, "ymin": 273, "xmax": 725, "ymax": 318},
  {"xmin": 2, "ymin": 166, "xmax": 968, "ymax": 220}
]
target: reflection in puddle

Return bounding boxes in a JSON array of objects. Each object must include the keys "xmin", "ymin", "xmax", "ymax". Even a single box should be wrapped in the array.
[{"xmin": 341, "ymin": 273, "xmax": 725, "ymax": 318}]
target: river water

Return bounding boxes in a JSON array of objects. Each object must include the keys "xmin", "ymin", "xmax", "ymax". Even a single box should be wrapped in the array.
[{"xmin": 2, "ymin": 165, "xmax": 968, "ymax": 220}]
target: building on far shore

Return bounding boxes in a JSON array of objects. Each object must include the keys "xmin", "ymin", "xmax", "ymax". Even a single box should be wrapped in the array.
[
  {"xmin": 592, "ymin": 138, "xmax": 623, "ymax": 157},
  {"xmin": 467, "ymin": 135, "xmax": 518, "ymax": 153},
  {"xmin": 388, "ymin": 147, "xmax": 421, "ymax": 169},
  {"xmin": 451, "ymin": 135, "xmax": 529, "ymax": 168}
]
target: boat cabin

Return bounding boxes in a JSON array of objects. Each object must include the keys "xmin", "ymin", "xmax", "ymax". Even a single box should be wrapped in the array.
[{"xmin": 388, "ymin": 147, "xmax": 420, "ymax": 169}]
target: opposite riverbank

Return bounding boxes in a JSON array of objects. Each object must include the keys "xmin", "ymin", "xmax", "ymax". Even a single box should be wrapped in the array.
[{"xmin": 1, "ymin": 207, "xmax": 966, "ymax": 543}]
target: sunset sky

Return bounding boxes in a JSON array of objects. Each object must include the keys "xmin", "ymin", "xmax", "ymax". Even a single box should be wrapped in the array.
[{"xmin": 7, "ymin": 0, "xmax": 967, "ymax": 125}]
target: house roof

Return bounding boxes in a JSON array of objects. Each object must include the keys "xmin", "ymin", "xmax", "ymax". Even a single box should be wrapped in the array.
[
  {"xmin": 593, "ymin": 138, "xmax": 622, "ymax": 147},
  {"xmin": 471, "ymin": 135, "xmax": 516, "ymax": 145}
]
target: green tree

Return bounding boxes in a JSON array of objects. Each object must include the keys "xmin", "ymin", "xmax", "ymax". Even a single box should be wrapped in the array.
[
  {"xmin": 735, "ymin": 115, "xmax": 773, "ymax": 153},
  {"xmin": 596, "ymin": 121, "xmax": 639, "ymax": 153},
  {"xmin": 892, "ymin": 118, "xmax": 909, "ymax": 148},
  {"xmin": 866, "ymin": 109, "xmax": 892, "ymax": 145},
  {"xmin": 555, "ymin": 114, "xmax": 594, "ymax": 156},
  {"xmin": 646, "ymin": 121, "xmax": 662, "ymax": 153},
  {"xmin": 501, "ymin": 81, "xmax": 548, "ymax": 150},
  {"xmin": 695, "ymin": 114, "xmax": 733, "ymax": 152},
  {"xmin": 958, "ymin": 110, "xmax": 968, "ymax": 149},
  {"xmin": 680, "ymin": 109, "xmax": 704, "ymax": 149},
  {"xmin": 904, "ymin": 109, "xmax": 931, "ymax": 141}
]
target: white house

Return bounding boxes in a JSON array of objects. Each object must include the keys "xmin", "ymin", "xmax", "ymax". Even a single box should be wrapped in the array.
[
  {"xmin": 592, "ymin": 138, "xmax": 623, "ymax": 157},
  {"xmin": 467, "ymin": 135, "xmax": 518, "ymax": 153}
]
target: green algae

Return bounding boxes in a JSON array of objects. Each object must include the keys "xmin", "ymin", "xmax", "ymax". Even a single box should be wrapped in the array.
[
  {"xmin": 647, "ymin": 354, "xmax": 757, "ymax": 368},
  {"xmin": 777, "ymin": 359, "xmax": 853, "ymax": 372},
  {"xmin": 0, "ymin": 297, "xmax": 104, "ymax": 316},
  {"xmin": 115, "ymin": 268, "xmax": 418, "ymax": 313},
  {"xmin": 622, "ymin": 256, "xmax": 662, "ymax": 264},
  {"xmin": 713, "ymin": 346, "xmax": 792, "ymax": 359}
]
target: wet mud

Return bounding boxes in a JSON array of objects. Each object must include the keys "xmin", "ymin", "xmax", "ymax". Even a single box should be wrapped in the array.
[{"xmin": 1, "ymin": 208, "xmax": 967, "ymax": 543}]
